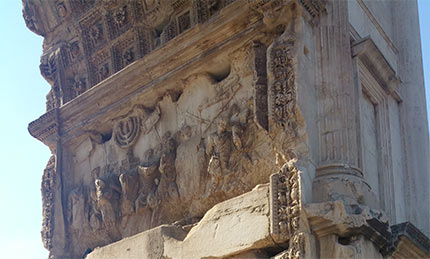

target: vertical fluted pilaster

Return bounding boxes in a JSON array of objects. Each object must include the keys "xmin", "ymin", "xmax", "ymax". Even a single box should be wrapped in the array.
[
  {"xmin": 316, "ymin": 0, "xmax": 359, "ymax": 172},
  {"xmin": 312, "ymin": 0, "xmax": 375, "ymax": 207}
]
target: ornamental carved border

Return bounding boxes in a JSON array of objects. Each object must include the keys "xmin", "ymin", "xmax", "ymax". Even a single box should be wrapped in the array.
[
  {"xmin": 41, "ymin": 156, "xmax": 56, "ymax": 250},
  {"xmin": 270, "ymin": 163, "xmax": 302, "ymax": 242},
  {"xmin": 268, "ymin": 33, "xmax": 298, "ymax": 135}
]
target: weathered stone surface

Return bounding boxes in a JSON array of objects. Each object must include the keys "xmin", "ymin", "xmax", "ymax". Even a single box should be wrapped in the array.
[
  {"xmin": 24, "ymin": 0, "xmax": 429, "ymax": 258},
  {"xmin": 87, "ymin": 184, "xmax": 274, "ymax": 259}
]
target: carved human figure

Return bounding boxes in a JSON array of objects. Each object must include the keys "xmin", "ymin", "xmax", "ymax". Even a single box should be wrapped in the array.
[
  {"xmin": 135, "ymin": 164, "xmax": 159, "ymax": 213},
  {"xmin": 146, "ymin": 191, "xmax": 161, "ymax": 227},
  {"xmin": 119, "ymin": 173, "xmax": 139, "ymax": 216},
  {"xmin": 158, "ymin": 137, "xmax": 179, "ymax": 201},
  {"xmin": 205, "ymin": 118, "xmax": 237, "ymax": 193},
  {"xmin": 95, "ymin": 178, "xmax": 120, "ymax": 227},
  {"xmin": 67, "ymin": 186, "xmax": 86, "ymax": 230},
  {"xmin": 206, "ymin": 118, "xmax": 233, "ymax": 172},
  {"xmin": 88, "ymin": 189, "xmax": 102, "ymax": 231}
]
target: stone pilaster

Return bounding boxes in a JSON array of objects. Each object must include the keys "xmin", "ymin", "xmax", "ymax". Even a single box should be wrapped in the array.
[
  {"xmin": 393, "ymin": 0, "xmax": 430, "ymax": 236},
  {"xmin": 312, "ymin": 0, "xmax": 375, "ymax": 207}
]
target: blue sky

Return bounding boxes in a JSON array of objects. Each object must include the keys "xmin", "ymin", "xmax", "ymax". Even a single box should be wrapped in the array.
[{"xmin": 0, "ymin": 1, "xmax": 428, "ymax": 259}]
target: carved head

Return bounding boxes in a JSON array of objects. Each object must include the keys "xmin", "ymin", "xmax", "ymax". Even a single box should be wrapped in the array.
[
  {"xmin": 95, "ymin": 178, "xmax": 106, "ymax": 191},
  {"xmin": 217, "ymin": 118, "xmax": 228, "ymax": 133},
  {"xmin": 144, "ymin": 149, "xmax": 154, "ymax": 161},
  {"xmin": 138, "ymin": 165, "xmax": 157, "ymax": 177}
]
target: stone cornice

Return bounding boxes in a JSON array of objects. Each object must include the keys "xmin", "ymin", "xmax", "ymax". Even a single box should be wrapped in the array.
[
  {"xmin": 305, "ymin": 201, "xmax": 392, "ymax": 251},
  {"xmin": 28, "ymin": 108, "xmax": 59, "ymax": 149},
  {"xmin": 387, "ymin": 222, "xmax": 430, "ymax": 258},
  {"xmin": 26, "ymin": 0, "xmax": 329, "ymax": 148},
  {"xmin": 305, "ymin": 201, "xmax": 430, "ymax": 257},
  {"xmin": 28, "ymin": 1, "xmax": 264, "ymax": 146}
]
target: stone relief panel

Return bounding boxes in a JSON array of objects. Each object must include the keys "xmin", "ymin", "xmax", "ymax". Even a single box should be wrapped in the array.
[{"xmin": 59, "ymin": 41, "xmax": 308, "ymax": 255}]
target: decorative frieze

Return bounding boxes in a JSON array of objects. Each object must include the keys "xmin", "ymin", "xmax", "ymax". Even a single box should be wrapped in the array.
[
  {"xmin": 41, "ymin": 156, "xmax": 56, "ymax": 250},
  {"xmin": 268, "ymin": 32, "xmax": 298, "ymax": 135},
  {"xmin": 270, "ymin": 162, "xmax": 301, "ymax": 243},
  {"xmin": 28, "ymin": 108, "xmax": 59, "ymax": 144}
]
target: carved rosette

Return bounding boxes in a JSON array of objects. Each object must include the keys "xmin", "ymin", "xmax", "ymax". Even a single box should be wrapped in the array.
[
  {"xmin": 270, "ymin": 163, "xmax": 301, "ymax": 243},
  {"xmin": 29, "ymin": 0, "xmax": 247, "ymax": 107},
  {"xmin": 268, "ymin": 34, "xmax": 297, "ymax": 135},
  {"xmin": 41, "ymin": 156, "xmax": 56, "ymax": 250}
]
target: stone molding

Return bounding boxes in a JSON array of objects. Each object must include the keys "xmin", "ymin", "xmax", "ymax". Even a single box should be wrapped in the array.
[
  {"xmin": 41, "ymin": 156, "xmax": 56, "ymax": 251},
  {"xmin": 352, "ymin": 37, "xmax": 401, "ymax": 102},
  {"xmin": 305, "ymin": 201, "xmax": 391, "ymax": 251},
  {"xmin": 305, "ymin": 200, "xmax": 430, "ymax": 258},
  {"xmin": 270, "ymin": 163, "xmax": 301, "ymax": 243},
  {"xmin": 28, "ymin": 108, "xmax": 59, "ymax": 149},
  {"xmin": 28, "ymin": 1, "xmax": 263, "ymax": 147},
  {"xmin": 387, "ymin": 222, "xmax": 430, "ymax": 258}
]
